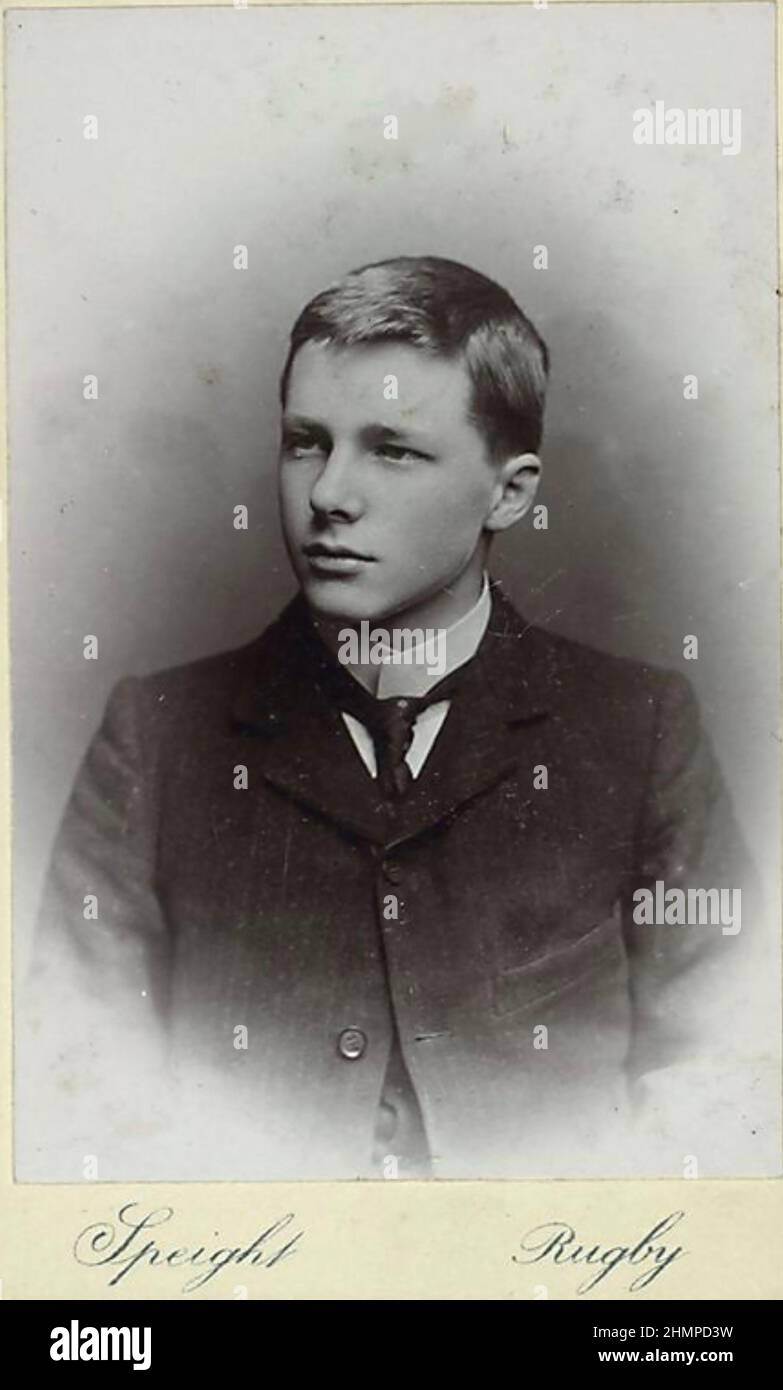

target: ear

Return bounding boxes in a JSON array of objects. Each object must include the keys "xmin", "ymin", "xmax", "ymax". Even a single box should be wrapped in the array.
[{"xmin": 484, "ymin": 453, "xmax": 542, "ymax": 533}]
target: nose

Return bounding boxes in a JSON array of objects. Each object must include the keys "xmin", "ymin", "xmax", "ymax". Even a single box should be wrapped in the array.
[{"xmin": 309, "ymin": 447, "xmax": 364, "ymax": 522}]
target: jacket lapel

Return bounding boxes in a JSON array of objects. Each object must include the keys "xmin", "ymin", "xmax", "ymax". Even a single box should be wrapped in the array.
[
  {"xmin": 229, "ymin": 596, "xmax": 389, "ymax": 843},
  {"xmin": 383, "ymin": 583, "xmax": 557, "ymax": 846},
  {"xmin": 229, "ymin": 584, "xmax": 558, "ymax": 848}
]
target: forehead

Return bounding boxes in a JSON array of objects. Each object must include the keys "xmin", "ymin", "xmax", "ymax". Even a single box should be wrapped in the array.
[{"xmin": 284, "ymin": 340, "xmax": 477, "ymax": 437}]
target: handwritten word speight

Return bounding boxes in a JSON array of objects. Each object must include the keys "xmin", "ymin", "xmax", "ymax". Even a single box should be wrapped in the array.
[{"xmin": 73, "ymin": 1202, "xmax": 303, "ymax": 1292}]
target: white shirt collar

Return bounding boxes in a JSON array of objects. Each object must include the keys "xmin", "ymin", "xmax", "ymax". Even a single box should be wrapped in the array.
[{"xmin": 343, "ymin": 573, "xmax": 492, "ymax": 699}]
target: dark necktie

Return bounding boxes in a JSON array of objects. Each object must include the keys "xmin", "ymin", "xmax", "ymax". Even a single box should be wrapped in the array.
[{"xmin": 320, "ymin": 660, "xmax": 472, "ymax": 801}]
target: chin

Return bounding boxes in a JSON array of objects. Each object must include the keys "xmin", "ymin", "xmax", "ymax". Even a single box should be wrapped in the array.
[
  {"xmin": 299, "ymin": 579, "xmax": 370, "ymax": 621},
  {"xmin": 299, "ymin": 576, "xmax": 409, "ymax": 625}
]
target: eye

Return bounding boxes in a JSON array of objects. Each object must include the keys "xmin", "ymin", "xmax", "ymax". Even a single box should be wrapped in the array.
[
  {"xmin": 282, "ymin": 432, "xmax": 327, "ymax": 460},
  {"xmin": 374, "ymin": 442, "xmax": 431, "ymax": 463}
]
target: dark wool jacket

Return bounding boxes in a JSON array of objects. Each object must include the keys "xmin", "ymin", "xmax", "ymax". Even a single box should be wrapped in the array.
[{"xmin": 20, "ymin": 584, "xmax": 751, "ymax": 1180}]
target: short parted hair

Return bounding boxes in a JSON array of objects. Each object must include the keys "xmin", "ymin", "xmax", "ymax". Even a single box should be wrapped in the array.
[{"xmin": 279, "ymin": 256, "xmax": 550, "ymax": 460}]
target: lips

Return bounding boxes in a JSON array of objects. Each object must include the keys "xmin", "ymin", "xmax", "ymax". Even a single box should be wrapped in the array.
[
  {"xmin": 303, "ymin": 542, "xmax": 375, "ymax": 562},
  {"xmin": 302, "ymin": 541, "xmax": 376, "ymax": 578}
]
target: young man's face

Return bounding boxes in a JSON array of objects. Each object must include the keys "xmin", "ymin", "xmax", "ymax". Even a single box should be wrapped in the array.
[{"xmin": 279, "ymin": 339, "xmax": 513, "ymax": 628}]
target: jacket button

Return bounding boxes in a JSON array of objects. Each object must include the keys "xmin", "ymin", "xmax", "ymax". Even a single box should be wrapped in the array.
[
  {"xmin": 382, "ymin": 861, "xmax": 402, "ymax": 884},
  {"xmin": 337, "ymin": 1027, "xmax": 367, "ymax": 1061}
]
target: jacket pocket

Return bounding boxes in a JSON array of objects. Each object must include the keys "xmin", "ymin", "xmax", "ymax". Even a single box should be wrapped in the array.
[{"xmin": 491, "ymin": 910, "xmax": 628, "ymax": 1019}]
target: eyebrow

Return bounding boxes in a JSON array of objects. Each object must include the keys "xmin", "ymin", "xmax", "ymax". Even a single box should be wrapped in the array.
[
  {"xmin": 364, "ymin": 423, "xmax": 431, "ymax": 447},
  {"xmin": 281, "ymin": 414, "xmax": 323, "ymax": 429},
  {"xmin": 281, "ymin": 414, "xmax": 435, "ymax": 449}
]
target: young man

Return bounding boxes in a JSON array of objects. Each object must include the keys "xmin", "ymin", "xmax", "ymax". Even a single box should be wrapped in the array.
[{"xmin": 22, "ymin": 256, "xmax": 751, "ymax": 1181}]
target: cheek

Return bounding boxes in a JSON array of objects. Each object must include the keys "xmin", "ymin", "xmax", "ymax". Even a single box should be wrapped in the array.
[
  {"xmin": 398, "ymin": 476, "xmax": 489, "ymax": 544},
  {"xmin": 279, "ymin": 467, "xmax": 309, "ymax": 518}
]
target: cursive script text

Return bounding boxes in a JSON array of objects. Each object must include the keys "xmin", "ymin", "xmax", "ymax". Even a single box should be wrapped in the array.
[
  {"xmin": 73, "ymin": 1202, "xmax": 303, "ymax": 1292},
  {"xmin": 512, "ymin": 1210, "xmax": 687, "ymax": 1294}
]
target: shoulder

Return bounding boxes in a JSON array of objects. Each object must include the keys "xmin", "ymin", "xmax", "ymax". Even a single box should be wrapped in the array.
[
  {"xmin": 490, "ymin": 585, "xmax": 692, "ymax": 720},
  {"xmin": 535, "ymin": 624, "xmax": 689, "ymax": 703},
  {"xmin": 508, "ymin": 619, "xmax": 707, "ymax": 787},
  {"xmin": 107, "ymin": 597, "xmax": 301, "ymax": 727}
]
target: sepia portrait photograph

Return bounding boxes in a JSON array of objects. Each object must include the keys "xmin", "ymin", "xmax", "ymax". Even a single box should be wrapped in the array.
[{"xmin": 7, "ymin": 0, "xmax": 780, "ymax": 1187}]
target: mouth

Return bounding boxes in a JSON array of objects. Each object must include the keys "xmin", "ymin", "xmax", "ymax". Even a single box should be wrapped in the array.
[{"xmin": 302, "ymin": 542, "xmax": 376, "ymax": 575}]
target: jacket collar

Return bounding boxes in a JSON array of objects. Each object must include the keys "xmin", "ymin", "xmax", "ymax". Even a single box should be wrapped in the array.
[{"xmin": 230, "ymin": 579, "xmax": 558, "ymax": 847}]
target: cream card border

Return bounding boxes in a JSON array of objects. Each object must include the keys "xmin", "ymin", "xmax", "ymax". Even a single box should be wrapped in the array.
[{"xmin": 1, "ymin": 0, "xmax": 780, "ymax": 1302}]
